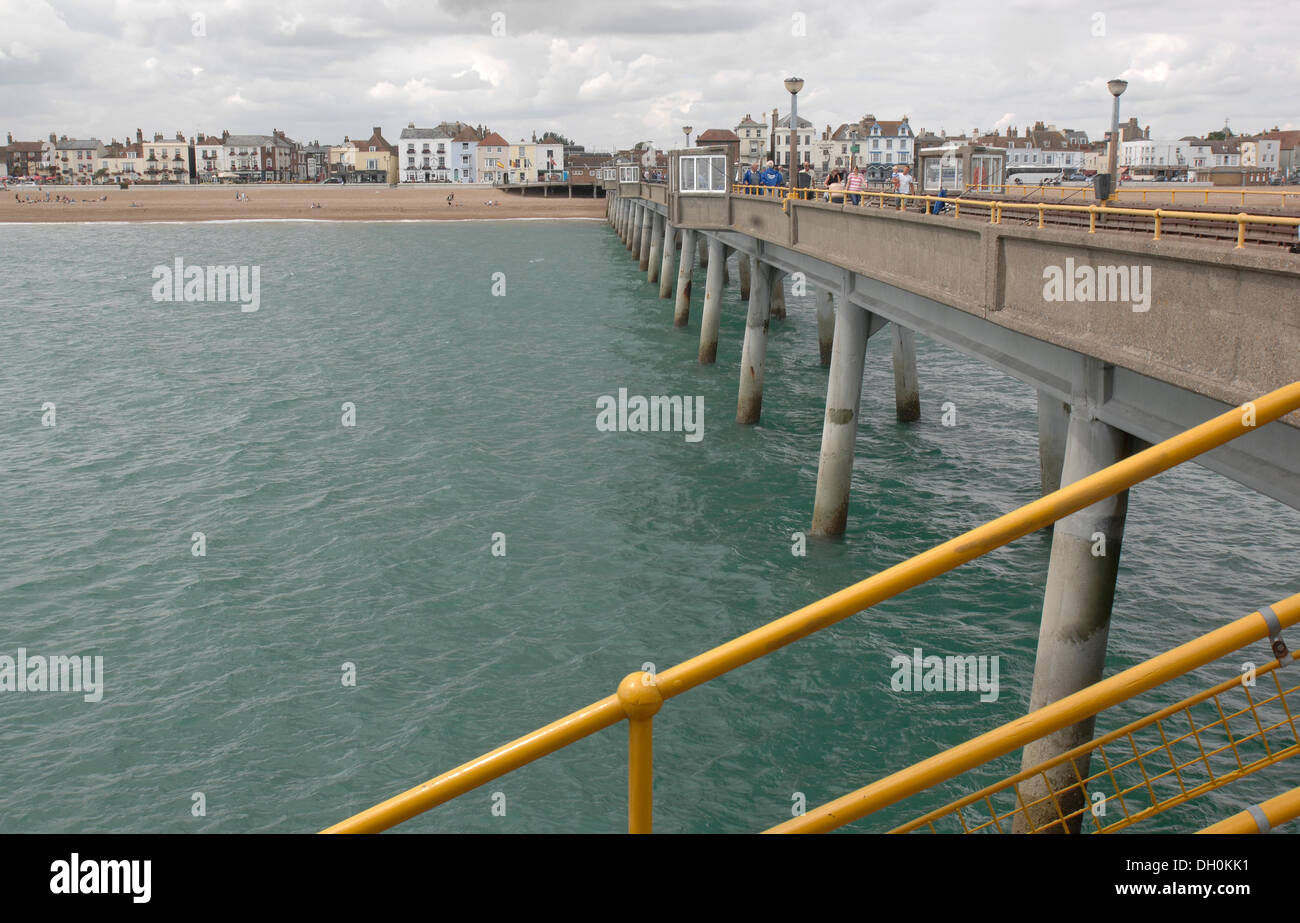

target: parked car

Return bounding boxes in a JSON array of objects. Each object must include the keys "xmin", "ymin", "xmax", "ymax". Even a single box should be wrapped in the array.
[
  {"xmin": 1065, "ymin": 172, "xmax": 1088, "ymax": 181},
  {"xmin": 322, "ymin": 177, "xmax": 344, "ymax": 185}
]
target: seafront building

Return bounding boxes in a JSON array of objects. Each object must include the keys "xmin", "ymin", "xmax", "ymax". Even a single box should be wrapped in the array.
[
  {"xmin": 1, "ymin": 133, "xmax": 49, "ymax": 177},
  {"xmin": 476, "ymin": 131, "xmax": 510, "ymax": 183},
  {"xmin": 140, "ymin": 132, "xmax": 190, "ymax": 183},
  {"xmin": 449, "ymin": 126, "xmax": 480, "ymax": 182},
  {"xmin": 733, "ymin": 114, "xmax": 767, "ymax": 163},
  {"xmin": 398, "ymin": 124, "xmax": 445, "ymax": 183},
  {"xmin": 53, "ymin": 135, "xmax": 105, "ymax": 182}
]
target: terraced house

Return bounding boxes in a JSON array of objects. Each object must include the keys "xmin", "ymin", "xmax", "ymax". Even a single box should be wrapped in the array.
[
  {"xmin": 220, "ymin": 130, "xmax": 295, "ymax": 182},
  {"xmin": 399, "ymin": 124, "xmax": 444, "ymax": 183},
  {"xmin": 476, "ymin": 131, "xmax": 509, "ymax": 183},
  {"xmin": 1, "ymin": 134, "xmax": 48, "ymax": 178},
  {"xmin": 53, "ymin": 135, "xmax": 105, "ymax": 182},
  {"xmin": 141, "ymin": 132, "xmax": 190, "ymax": 183}
]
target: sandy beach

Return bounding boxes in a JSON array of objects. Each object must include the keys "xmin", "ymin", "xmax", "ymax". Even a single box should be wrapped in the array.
[{"xmin": 0, "ymin": 183, "xmax": 606, "ymax": 223}]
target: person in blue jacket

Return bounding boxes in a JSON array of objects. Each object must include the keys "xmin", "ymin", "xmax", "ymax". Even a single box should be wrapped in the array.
[
  {"xmin": 760, "ymin": 160, "xmax": 784, "ymax": 195},
  {"xmin": 742, "ymin": 162, "xmax": 760, "ymax": 193}
]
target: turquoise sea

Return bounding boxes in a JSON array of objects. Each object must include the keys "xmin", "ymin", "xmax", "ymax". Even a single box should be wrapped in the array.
[{"xmin": 0, "ymin": 218, "xmax": 1296, "ymax": 833}]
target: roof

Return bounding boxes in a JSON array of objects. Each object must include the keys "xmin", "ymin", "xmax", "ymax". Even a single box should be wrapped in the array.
[
  {"xmin": 56, "ymin": 138, "xmax": 102, "ymax": 150},
  {"xmin": 224, "ymin": 134, "xmax": 276, "ymax": 147},
  {"xmin": 6, "ymin": 140, "xmax": 45, "ymax": 153},
  {"xmin": 478, "ymin": 131, "xmax": 510, "ymax": 146},
  {"xmin": 1260, "ymin": 130, "xmax": 1300, "ymax": 150},
  {"xmin": 697, "ymin": 129, "xmax": 739, "ymax": 142},
  {"xmin": 735, "ymin": 114, "xmax": 764, "ymax": 128},
  {"xmin": 400, "ymin": 126, "xmax": 444, "ymax": 140},
  {"xmin": 452, "ymin": 127, "xmax": 480, "ymax": 143},
  {"xmin": 774, "ymin": 113, "xmax": 814, "ymax": 129},
  {"xmin": 537, "ymin": 133, "xmax": 566, "ymax": 144}
]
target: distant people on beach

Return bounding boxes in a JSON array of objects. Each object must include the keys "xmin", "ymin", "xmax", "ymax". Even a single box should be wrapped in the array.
[{"xmin": 447, "ymin": 192, "xmax": 454, "ymax": 206}]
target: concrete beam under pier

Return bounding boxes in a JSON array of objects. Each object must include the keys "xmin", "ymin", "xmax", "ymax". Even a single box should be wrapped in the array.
[{"xmin": 1038, "ymin": 391, "xmax": 1070, "ymax": 498}]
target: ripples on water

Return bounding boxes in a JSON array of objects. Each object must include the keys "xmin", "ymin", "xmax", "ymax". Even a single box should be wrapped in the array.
[{"xmin": 0, "ymin": 221, "xmax": 1295, "ymax": 833}]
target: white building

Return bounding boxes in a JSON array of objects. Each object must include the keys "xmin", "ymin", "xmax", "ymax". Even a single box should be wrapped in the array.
[
  {"xmin": 734, "ymin": 113, "xmax": 766, "ymax": 164},
  {"xmin": 194, "ymin": 134, "xmax": 227, "ymax": 182},
  {"xmin": 1239, "ymin": 136, "xmax": 1279, "ymax": 174},
  {"xmin": 772, "ymin": 109, "xmax": 815, "ymax": 169},
  {"xmin": 399, "ymin": 125, "xmax": 443, "ymax": 183}
]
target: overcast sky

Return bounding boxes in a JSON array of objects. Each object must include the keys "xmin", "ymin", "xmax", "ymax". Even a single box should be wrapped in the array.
[{"xmin": 2, "ymin": 0, "xmax": 1295, "ymax": 150}]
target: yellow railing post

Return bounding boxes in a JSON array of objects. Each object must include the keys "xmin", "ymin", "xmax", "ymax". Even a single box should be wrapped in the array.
[
  {"xmin": 1088, "ymin": 205, "xmax": 1097, "ymax": 233},
  {"xmin": 1237, "ymin": 214, "xmax": 1247, "ymax": 249},
  {"xmin": 618, "ymin": 671, "xmax": 663, "ymax": 834},
  {"xmin": 1153, "ymin": 208, "xmax": 1163, "ymax": 241},
  {"xmin": 1037, "ymin": 203, "xmax": 1045, "ymax": 228}
]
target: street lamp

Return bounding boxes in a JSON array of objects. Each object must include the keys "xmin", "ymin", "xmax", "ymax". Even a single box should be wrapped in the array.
[
  {"xmin": 784, "ymin": 77, "xmax": 804, "ymax": 192},
  {"xmin": 682, "ymin": 125, "xmax": 693, "ymax": 149},
  {"xmin": 1106, "ymin": 78, "xmax": 1128, "ymax": 199}
]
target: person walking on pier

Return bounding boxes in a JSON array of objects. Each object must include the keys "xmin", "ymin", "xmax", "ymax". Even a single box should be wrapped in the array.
[
  {"xmin": 846, "ymin": 165, "xmax": 865, "ymax": 205},
  {"xmin": 796, "ymin": 162, "xmax": 813, "ymax": 200},
  {"xmin": 743, "ymin": 162, "xmax": 761, "ymax": 194}
]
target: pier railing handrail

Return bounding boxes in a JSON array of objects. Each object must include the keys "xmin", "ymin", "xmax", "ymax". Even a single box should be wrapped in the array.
[
  {"xmin": 322, "ymin": 380, "xmax": 1300, "ymax": 834},
  {"xmin": 967, "ymin": 181, "xmax": 1296, "ymax": 208},
  {"xmin": 767, "ymin": 593, "xmax": 1300, "ymax": 833},
  {"xmin": 730, "ymin": 183, "xmax": 1300, "ymax": 249}
]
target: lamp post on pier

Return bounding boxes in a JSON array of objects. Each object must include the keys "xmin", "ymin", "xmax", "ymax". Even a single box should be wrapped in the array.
[
  {"xmin": 784, "ymin": 77, "xmax": 804, "ymax": 192},
  {"xmin": 682, "ymin": 125, "xmax": 693, "ymax": 149},
  {"xmin": 1106, "ymin": 78, "xmax": 1128, "ymax": 200}
]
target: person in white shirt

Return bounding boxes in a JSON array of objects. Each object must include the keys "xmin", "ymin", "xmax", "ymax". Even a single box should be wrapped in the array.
[{"xmin": 894, "ymin": 165, "xmax": 915, "ymax": 195}]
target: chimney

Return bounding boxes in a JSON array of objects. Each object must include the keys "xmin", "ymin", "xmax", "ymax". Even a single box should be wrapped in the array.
[
  {"xmin": 6, "ymin": 132, "xmax": 11, "ymax": 144},
  {"xmin": 50, "ymin": 132, "xmax": 56, "ymax": 143},
  {"xmin": 136, "ymin": 128, "xmax": 143, "ymax": 143},
  {"xmin": 372, "ymin": 126, "xmax": 380, "ymax": 136}
]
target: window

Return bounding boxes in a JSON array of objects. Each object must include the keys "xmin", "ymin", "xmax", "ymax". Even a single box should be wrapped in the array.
[{"xmin": 677, "ymin": 154, "xmax": 726, "ymax": 193}]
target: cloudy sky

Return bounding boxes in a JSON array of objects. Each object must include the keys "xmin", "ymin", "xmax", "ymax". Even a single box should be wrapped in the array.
[{"xmin": 2, "ymin": 0, "xmax": 1295, "ymax": 150}]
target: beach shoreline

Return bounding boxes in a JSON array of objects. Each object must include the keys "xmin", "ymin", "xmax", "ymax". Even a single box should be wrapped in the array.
[{"xmin": 0, "ymin": 183, "xmax": 606, "ymax": 224}]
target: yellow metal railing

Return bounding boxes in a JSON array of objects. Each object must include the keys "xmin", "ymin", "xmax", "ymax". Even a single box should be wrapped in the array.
[
  {"xmin": 854, "ymin": 620, "xmax": 1299, "ymax": 835},
  {"xmin": 1200, "ymin": 783, "xmax": 1300, "ymax": 833},
  {"xmin": 730, "ymin": 182, "xmax": 1300, "ymax": 249},
  {"xmin": 323, "ymin": 381, "xmax": 1300, "ymax": 835},
  {"xmin": 970, "ymin": 182, "xmax": 1295, "ymax": 208}
]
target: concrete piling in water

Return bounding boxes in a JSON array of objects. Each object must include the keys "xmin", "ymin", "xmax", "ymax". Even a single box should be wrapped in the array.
[
  {"xmin": 1038, "ymin": 391, "xmax": 1069, "ymax": 498},
  {"xmin": 658, "ymin": 226, "xmax": 676, "ymax": 299},
  {"xmin": 771, "ymin": 272, "xmax": 786, "ymax": 320},
  {"xmin": 618, "ymin": 199, "xmax": 629, "ymax": 244},
  {"xmin": 738, "ymin": 254, "xmax": 751, "ymax": 300},
  {"xmin": 647, "ymin": 214, "xmax": 664, "ymax": 284},
  {"xmin": 891, "ymin": 325, "xmax": 921, "ymax": 422},
  {"xmin": 721, "ymin": 247, "xmax": 730, "ymax": 286},
  {"xmin": 736, "ymin": 261, "xmax": 775, "ymax": 423},
  {"xmin": 638, "ymin": 206, "xmax": 653, "ymax": 271},
  {"xmin": 810, "ymin": 302, "xmax": 871, "ymax": 536},
  {"xmin": 815, "ymin": 289, "xmax": 835, "ymax": 366},
  {"xmin": 698, "ymin": 237, "xmax": 726, "ymax": 364},
  {"xmin": 674, "ymin": 228, "xmax": 697, "ymax": 326},
  {"xmin": 698, "ymin": 235, "xmax": 709, "ymax": 269},
  {"xmin": 1014, "ymin": 407, "xmax": 1131, "ymax": 833},
  {"xmin": 629, "ymin": 203, "xmax": 643, "ymax": 255}
]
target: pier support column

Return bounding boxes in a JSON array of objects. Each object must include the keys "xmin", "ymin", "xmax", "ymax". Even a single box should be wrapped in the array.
[
  {"xmin": 1038, "ymin": 391, "xmax": 1069, "ymax": 497},
  {"xmin": 721, "ymin": 246, "xmax": 731, "ymax": 286},
  {"xmin": 698, "ymin": 235, "xmax": 709, "ymax": 269},
  {"xmin": 698, "ymin": 237, "xmax": 726, "ymax": 364},
  {"xmin": 658, "ymin": 226, "xmax": 676, "ymax": 299},
  {"xmin": 629, "ymin": 203, "xmax": 643, "ymax": 255},
  {"xmin": 674, "ymin": 229, "xmax": 697, "ymax": 326},
  {"xmin": 738, "ymin": 254, "xmax": 751, "ymax": 300},
  {"xmin": 891, "ymin": 325, "xmax": 921, "ymax": 422},
  {"xmin": 771, "ymin": 272, "xmax": 787, "ymax": 319},
  {"xmin": 1014, "ymin": 408, "xmax": 1132, "ymax": 833},
  {"xmin": 618, "ymin": 199, "xmax": 629, "ymax": 243},
  {"xmin": 638, "ymin": 206, "xmax": 653, "ymax": 271},
  {"xmin": 815, "ymin": 289, "xmax": 835, "ymax": 366},
  {"xmin": 647, "ymin": 214, "xmax": 664, "ymax": 284},
  {"xmin": 736, "ymin": 261, "xmax": 775, "ymax": 423},
  {"xmin": 810, "ymin": 302, "xmax": 871, "ymax": 536}
]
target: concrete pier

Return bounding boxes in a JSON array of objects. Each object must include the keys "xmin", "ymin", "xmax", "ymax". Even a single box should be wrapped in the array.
[
  {"xmin": 619, "ymin": 199, "xmax": 630, "ymax": 245},
  {"xmin": 647, "ymin": 214, "xmax": 664, "ymax": 284},
  {"xmin": 721, "ymin": 246, "xmax": 731, "ymax": 286},
  {"xmin": 658, "ymin": 226, "xmax": 676, "ymax": 299},
  {"xmin": 815, "ymin": 289, "xmax": 835, "ymax": 366},
  {"xmin": 736, "ymin": 260, "xmax": 775, "ymax": 423},
  {"xmin": 698, "ymin": 235, "xmax": 709, "ymax": 269},
  {"xmin": 1015, "ymin": 407, "xmax": 1131, "ymax": 832},
  {"xmin": 771, "ymin": 272, "xmax": 786, "ymax": 320},
  {"xmin": 674, "ymin": 228, "xmax": 697, "ymax": 326},
  {"xmin": 1038, "ymin": 391, "xmax": 1070, "ymax": 498},
  {"xmin": 638, "ymin": 206, "xmax": 653, "ymax": 271},
  {"xmin": 738, "ymin": 254, "xmax": 751, "ymax": 300},
  {"xmin": 698, "ymin": 237, "xmax": 726, "ymax": 364},
  {"xmin": 891, "ymin": 325, "xmax": 921, "ymax": 422},
  {"xmin": 810, "ymin": 303, "xmax": 871, "ymax": 536}
]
